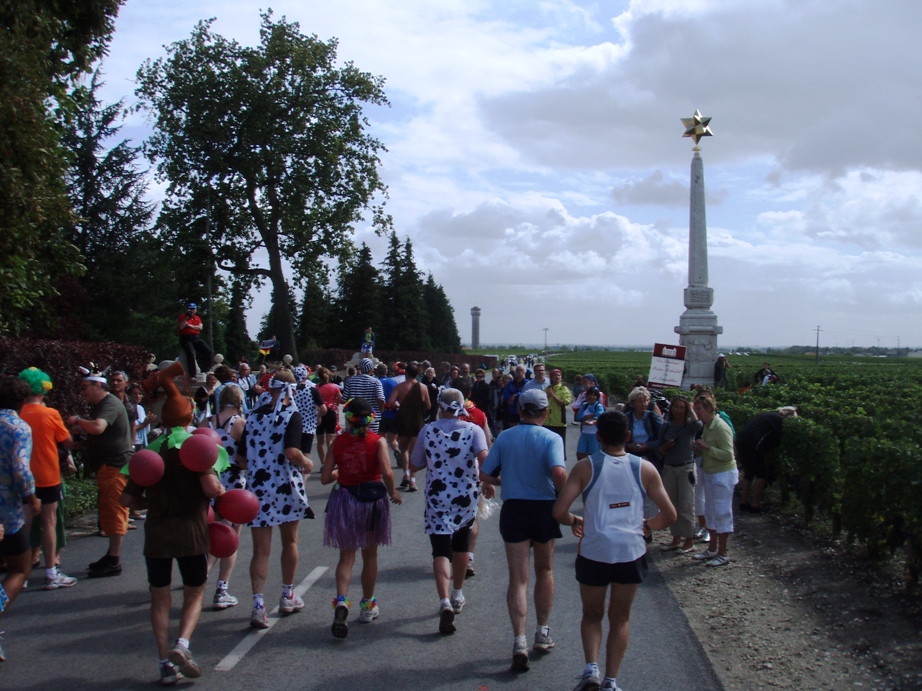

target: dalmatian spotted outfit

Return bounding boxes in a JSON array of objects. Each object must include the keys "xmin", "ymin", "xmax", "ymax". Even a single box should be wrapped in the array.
[
  {"xmin": 292, "ymin": 380, "xmax": 323, "ymax": 435},
  {"xmin": 418, "ymin": 418, "xmax": 488, "ymax": 534},
  {"xmin": 242, "ymin": 405, "xmax": 310, "ymax": 527},
  {"xmin": 208, "ymin": 413, "xmax": 246, "ymax": 492}
]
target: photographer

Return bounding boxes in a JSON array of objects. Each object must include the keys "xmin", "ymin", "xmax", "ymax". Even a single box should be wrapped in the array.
[{"xmin": 177, "ymin": 302, "xmax": 213, "ymax": 378}]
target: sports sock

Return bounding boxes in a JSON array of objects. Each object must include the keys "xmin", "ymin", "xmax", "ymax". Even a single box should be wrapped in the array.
[
  {"xmin": 602, "ymin": 677, "xmax": 617, "ymax": 690},
  {"xmin": 216, "ymin": 579, "xmax": 228, "ymax": 592},
  {"xmin": 451, "ymin": 588, "xmax": 463, "ymax": 600},
  {"xmin": 440, "ymin": 597, "xmax": 451, "ymax": 610},
  {"xmin": 253, "ymin": 593, "xmax": 265, "ymax": 609},
  {"xmin": 585, "ymin": 662, "xmax": 600, "ymax": 677},
  {"xmin": 282, "ymin": 583, "xmax": 294, "ymax": 599},
  {"xmin": 46, "ymin": 567, "xmax": 57, "ymax": 579},
  {"xmin": 537, "ymin": 624, "xmax": 549, "ymax": 636},
  {"xmin": 176, "ymin": 637, "xmax": 190, "ymax": 649}
]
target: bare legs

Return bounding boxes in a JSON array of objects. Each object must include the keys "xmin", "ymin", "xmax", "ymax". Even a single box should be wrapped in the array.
[{"xmin": 503, "ymin": 539, "xmax": 556, "ymax": 636}]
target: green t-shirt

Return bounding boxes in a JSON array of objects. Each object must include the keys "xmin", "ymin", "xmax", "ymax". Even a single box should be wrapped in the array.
[{"xmin": 85, "ymin": 394, "xmax": 133, "ymax": 468}]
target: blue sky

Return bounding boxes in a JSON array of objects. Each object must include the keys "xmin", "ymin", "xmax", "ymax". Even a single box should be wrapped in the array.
[{"xmin": 97, "ymin": 0, "xmax": 922, "ymax": 349}]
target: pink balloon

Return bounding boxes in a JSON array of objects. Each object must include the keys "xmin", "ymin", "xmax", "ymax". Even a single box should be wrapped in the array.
[
  {"xmin": 179, "ymin": 435, "xmax": 219, "ymax": 472},
  {"xmin": 192, "ymin": 427, "xmax": 223, "ymax": 445},
  {"xmin": 216, "ymin": 489, "xmax": 260, "ymax": 525},
  {"xmin": 129, "ymin": 450, "xmax": 164, "ymax": 486},
  {"xmin": 208, "ymin": 521, "xmax": 239, "ymax": 558}
]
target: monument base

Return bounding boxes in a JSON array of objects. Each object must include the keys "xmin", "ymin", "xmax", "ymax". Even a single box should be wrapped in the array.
[{"xmin": 674, "ymin": 308, "xmax": 723, "ymax": 389}]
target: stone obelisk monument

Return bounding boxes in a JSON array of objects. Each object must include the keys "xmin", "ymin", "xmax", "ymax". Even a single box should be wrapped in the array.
[
  {"xmin": 674, "ymin": 110, "xmax": 722, "ymax": 388},
  {"xmin": 471, "ymin": 306, "xmax": 482, "ymax": 349}
]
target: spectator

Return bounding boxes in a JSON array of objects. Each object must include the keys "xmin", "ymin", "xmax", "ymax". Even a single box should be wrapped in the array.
[{"xmin": 177, "ymin": 303, "xmax": 213, "ymax": 378}]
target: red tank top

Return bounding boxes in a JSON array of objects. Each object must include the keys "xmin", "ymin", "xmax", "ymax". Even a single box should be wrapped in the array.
[{"xmin": 333, "ymin": 431, "xmax": 382, "ymax": 485}]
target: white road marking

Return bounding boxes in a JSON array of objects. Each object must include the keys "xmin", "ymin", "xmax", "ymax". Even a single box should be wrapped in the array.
[{"xmin": 215, "ymin": 566, "xmax": 328, "ymax": 672}]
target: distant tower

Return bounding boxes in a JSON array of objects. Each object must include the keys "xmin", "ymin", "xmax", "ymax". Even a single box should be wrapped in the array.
[
  {"xmin": 471, "ymin": 307, "xmax": 482, "ymax": 349},
  {"xmin": 674, "ymin": 110, "xmax": 723, "ymax": 388}
]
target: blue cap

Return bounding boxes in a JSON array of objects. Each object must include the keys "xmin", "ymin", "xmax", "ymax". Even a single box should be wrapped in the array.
[{"xmin": 187, "ymin": 302, "xmax": 198, "ymax": 309}]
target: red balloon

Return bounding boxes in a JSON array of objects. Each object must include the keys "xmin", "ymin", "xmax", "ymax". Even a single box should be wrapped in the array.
[
  {"xmin": 208, "ymin": 521, "xmax": 239, "ymax": 558},
  {"xmin": 216, "ymin": 489, "xmax": 260, "ymax": 525},
  {"xmin": 207, "ymin": 505, "xmax": 215, "ymax": 524},
  {"xmin": 129, "ymin": 450, "xmax": 164, "ymax": 486},
  {"xmin": 179, "ymin": 434, "xmax": 219, "ymax": 472},
  {"xmin": 192, "ymin": 427, "xmax": 223, "ymax": 445}
]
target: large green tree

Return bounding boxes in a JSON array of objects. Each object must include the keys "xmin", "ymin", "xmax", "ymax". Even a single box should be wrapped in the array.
[
  {"xmin": 330, "ymin": 244, "xmax": 380, "ymax": 350},
  {"xmin": 0, "ymin": 0, "xmax": 123, "ymax": 334},
  {"xmin": 136, "ymin": 12, "xmax": 390, "ymax": 360}
]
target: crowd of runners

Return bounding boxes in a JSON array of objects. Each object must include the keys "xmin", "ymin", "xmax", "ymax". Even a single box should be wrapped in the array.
[{"xmin": 0, "ymin": 340, "xmax": 797, "ymax": 691}]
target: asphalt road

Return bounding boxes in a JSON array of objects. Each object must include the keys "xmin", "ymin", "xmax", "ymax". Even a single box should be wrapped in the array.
[{"xmin": 2, "ymin": 419, "xmax": 722, "ymax": 691}]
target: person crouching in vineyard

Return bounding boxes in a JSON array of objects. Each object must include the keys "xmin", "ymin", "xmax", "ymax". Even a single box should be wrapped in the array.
[
  {"xmin": 737, "ymin": 406, "xmax": 798, "ymax": 513},
  {"xmin": 690, "ymin": 392, "xmax": 737, "ymax": 567}
]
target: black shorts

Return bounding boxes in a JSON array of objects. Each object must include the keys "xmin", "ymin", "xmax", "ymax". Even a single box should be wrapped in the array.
[
  {"xmin": 145, "ymin": 554, "xmax": 208, "ymax": 589},
  {"xmin": 379, "ymin": 417, "xmax": 398, "ymax": 435},
  {"xmin": 429, "ymin": 520, "xmax": 474, "ymax": 559},
  {"xmin": 35, "ymin": 484, "xmax": 63, "ymax": 504},
  {"xmin": 299, "ymin": 433, "xmax": 315, "ymax": 455},
  {"xmin": 499, "ymin": 499, "xmax": 562, "ymax": 544},
  {"xmin": 575, "ymin": 553, "xmax": 648, "ymax": 587},
  {"xmin": 318, "ymin": 409, "xmax": 338, "ymax": 435},
  {"xmin": 738, "ymin": 444, "xmax": 772, "ymax": 483},
  {"xmin": 0, "ymin": 525, "xmax": 30, "ymax": 557}
]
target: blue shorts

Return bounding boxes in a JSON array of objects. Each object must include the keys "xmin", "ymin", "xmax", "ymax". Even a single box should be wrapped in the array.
[{"xmin": 577, "ymin": 433, "xmax": 601, "ymax": 455}]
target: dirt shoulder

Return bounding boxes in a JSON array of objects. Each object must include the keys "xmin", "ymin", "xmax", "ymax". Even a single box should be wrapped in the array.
[{"xmin": 651, "ymin": 506, "xmax": 922, "ymax": 691}]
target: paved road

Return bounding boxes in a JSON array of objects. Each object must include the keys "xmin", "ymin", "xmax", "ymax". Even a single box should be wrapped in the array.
[{"xmin": 3, "ymin": 419, "xmax": 722, "ymax": 690}]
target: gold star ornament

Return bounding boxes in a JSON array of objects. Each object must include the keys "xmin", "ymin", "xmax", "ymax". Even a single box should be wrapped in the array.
[{"xmin": 681, "ymin": 109, "xmax": 713, "ymax": 145}]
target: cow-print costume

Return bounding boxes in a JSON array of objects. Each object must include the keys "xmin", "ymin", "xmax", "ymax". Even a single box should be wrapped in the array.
[
  {"xmin": 420, "ymin": 419, "xmax": 482, "ymax": 534},
  {"xmin": 243, "ymin": 405, "xmax": 310, "ymax": 527},
  {"xmin": 292, "ymin": 380, "xmax": 322, "ymax": 435},
  {"xmin": 208, "ymin": 413, "xmax": 246, "ymax": 492}
]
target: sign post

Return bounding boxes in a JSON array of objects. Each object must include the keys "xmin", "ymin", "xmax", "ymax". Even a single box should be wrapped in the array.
[{"xmin": 648, "ymin": 343, "xmax": 687, "ymax": 389}]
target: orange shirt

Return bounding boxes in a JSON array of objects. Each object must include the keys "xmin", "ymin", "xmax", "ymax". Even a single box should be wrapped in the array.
[{"xmin": 20, "ymin": 403, "xmax": 70, "ymax": 487}]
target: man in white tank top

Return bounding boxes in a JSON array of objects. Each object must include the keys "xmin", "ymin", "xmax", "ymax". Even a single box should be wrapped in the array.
[{"xmin": 553, "ymin": 412, "xmax": 676, "ymax": 691}]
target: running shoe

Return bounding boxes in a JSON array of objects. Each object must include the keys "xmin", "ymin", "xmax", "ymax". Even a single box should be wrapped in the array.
[
  {"xmin": 693, "ymin": 550, "xmax": 719, "ymax": 561},
  {"xmin": 511, "ymin": 638, "xmax": 529, "ymax": 672},
  {"xmin": 533, "ymin": 628, "xmax": 555, "ymax": 652},
  {"xmin": 44, "ymin": 571, "xmax": 78, "ymax": 590},
  {"xmin": 408, "ymin": 478, "xmax": 418, "ymax": 492},
  {"xmin": 572, "ymin": 670, "xmax": 601, "ymax": 691},
  {"xmin": 399, "ymin": 476, "xmax": 409, "ymax": 488},
  {"xmin": 450, "ymin": 593, "xmax": 465, "ymax": 614},
  {"xmin": 250, "ymin": 606, "xmax": 269, "ymax": 629},
  {"xmin": 167, "ymin": 642, "xmax": 201, "ymax": 679},
  {"xmin": 358, "ymin": 598, "xmax": 379, "ymax": 623},
  {"xmin": 438, "ymin": 605, "xmax": 456, "ymax": 635},
  {"xmin": 279, "ymin": 594, "xmax": 304, "ymax": 614},
  {"xmin": 213, "ymin": 590, "xmax": 239, "ymax": 610},
  {"xmin": 332, "ymin": 603, "xmax": 349, "ymax": 639},
  {"xmin": 466, "ymin": 555, "xmax": 476, "ymax": 578},
  {"xmin": 705, "ymin": 555, "xmax": 730, "ymax": 567},
  {"xmin": 159, "ymin": 661, "xmax": 180, "ymax": 686}
]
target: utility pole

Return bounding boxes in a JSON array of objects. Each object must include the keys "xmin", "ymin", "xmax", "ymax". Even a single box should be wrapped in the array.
[
  {"xmin": 897, "ymin": 336, "xmax": 901, "ymax": 358},
  {"xmin": 543, "ymin": 328, "xmax": 549, "ymax": 359},
  {"xmin": 814, "ymin": 325, "xmax": 822, "ymax": 365}
]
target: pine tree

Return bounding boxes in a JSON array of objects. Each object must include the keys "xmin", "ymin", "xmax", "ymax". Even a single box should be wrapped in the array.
[
  {"xmin": 424, "ymin": 273, "xmax": 462, "ymax": 353},
  {"xmin": 330, "ymin": 244, "xmax": 380, "ymax": 350}
]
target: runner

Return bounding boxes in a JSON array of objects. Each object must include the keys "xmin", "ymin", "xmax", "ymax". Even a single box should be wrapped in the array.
[
  {"xmin": 388, "ymin": 363, "xmax": 430, "ymax": 492},
  {"xmin": 321, "ymin": 397, "xmax": 401, "ymax": 639},
  {"xmin": 410, "ymin": 389, "xmax": 491, "ymax": 635},
  {"xmin": 553, "ymin": 411, "xmax": 676, "ymax": 691}
]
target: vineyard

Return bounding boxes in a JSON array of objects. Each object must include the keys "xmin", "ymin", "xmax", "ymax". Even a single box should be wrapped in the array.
[{"xmin": 497, "ymin": 350, "xmax": 922, "ymax": 584}]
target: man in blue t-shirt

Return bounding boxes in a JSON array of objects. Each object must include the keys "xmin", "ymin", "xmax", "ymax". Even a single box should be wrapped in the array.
[{"xmin": 480, "ymin": 389, "xmax": 567, "ymax": 673}]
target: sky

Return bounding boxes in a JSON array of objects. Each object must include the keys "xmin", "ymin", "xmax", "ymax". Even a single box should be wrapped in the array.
[{"xmin": 96, "ymin": 0, "xmax": 922, "ymax": 350}]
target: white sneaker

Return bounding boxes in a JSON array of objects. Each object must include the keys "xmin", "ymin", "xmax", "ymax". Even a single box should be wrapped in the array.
[
  {"xmin": 44, "ymin": 571, "xmax": 78, "ymax": 590},
  {"xmin": 693, "ymin": 550, "xmax": 719, "ymax": 561},
  {"xmin": 279, "ymin": 594, "xmax": 304, "ymax": 614},
  {"xmin": 358, "ymin": 598, "xmax": 379, "ymax": 623},
  {"xmin": 213, "ymin": 590, "xmax": 239, "ymax": 609},
  {"xmin": 450, "ymin": 593, "xmax": 465, "ymax": 614}
]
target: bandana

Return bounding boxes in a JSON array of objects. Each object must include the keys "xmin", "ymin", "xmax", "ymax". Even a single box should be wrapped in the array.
[
  {"xmin": 293, "ymin": 365, "xmax": 308, "ymax": 382},
  {"xmin": 270, "ymin": 375, "xmax": 295, "ymax": 413},
  {"xmin": 438, "ymin": 395, "xmax": 465, "ymax": 417}
]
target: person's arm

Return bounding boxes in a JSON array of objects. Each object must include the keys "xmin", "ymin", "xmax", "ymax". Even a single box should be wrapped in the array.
[
  {"xmin": 696, "ymin": 422, "xmax": 734, "ymax": 463},
  {"xmin": 376, "ymin": 437, "xmax": 402, "ymax": 504},
  {"xmin": 67, "ymin": 415, "xmax": 109, "ymax": 436},
  {"xmin": 12, "ymin": 431, "xmax": 39, "ymax": 516},
  {"xmin": 387, "ymin": 384, "xmax": 401, "ymax": 408},
  {"xmin": 284, "ymin": 446, "xmax": 313, "ymax": 473},
  {"xmin": 640, "ymin": 459, "xmax": 677, "ymax": 530},
  {"xmin": 320, "ymin": 440, "xmax": 337, "ymax": 485},
  {"xmin": 409, "ymin": 427, "xmax": 428, "ymax": 472},
  {"xmin": 199, "ymin": 471, "xmax": 225, "ymax": 499},
  {"xmin": 475, "ymin": 449, "xmax": 495, "ymax": 498},
  {"xmin": 552, "ymin": 459, "xmax": 591, "ymax": 535}
]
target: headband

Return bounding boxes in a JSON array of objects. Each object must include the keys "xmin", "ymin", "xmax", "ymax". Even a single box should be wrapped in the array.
[
  {"xmin": 270, "ymin": 376, "xmax": 295, "ymax": 413},
  {"xmin": 438, "ymin": 396, "xmax": 465, "ymax": 417}
]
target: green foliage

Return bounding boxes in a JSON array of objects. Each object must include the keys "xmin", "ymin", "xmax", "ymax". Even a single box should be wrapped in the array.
[
  {"xmin": 136, "ymin": 11, "xmax": 391, "ymax": 359},
  {"xmin": 776, "ymin": 418, "xmax": 842, "ymax": 523},
  {"xmin": 0, "ymin": 1, "xmax": 122, "ymax": 334},
  {"xmin": 63, "ymin": 476, "xmax": 99, "ymax": 523}
]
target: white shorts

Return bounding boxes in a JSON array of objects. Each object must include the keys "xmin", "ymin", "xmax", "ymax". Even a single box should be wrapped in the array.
[{"xmin": 703, "ymin": 467, "xmax": 739, "ymax": 534}]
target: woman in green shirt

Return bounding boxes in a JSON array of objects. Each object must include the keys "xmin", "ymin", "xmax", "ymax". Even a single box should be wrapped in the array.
[{"xmin": 690, "ymin": 392, "xmax": 738, "ymax": 567}]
